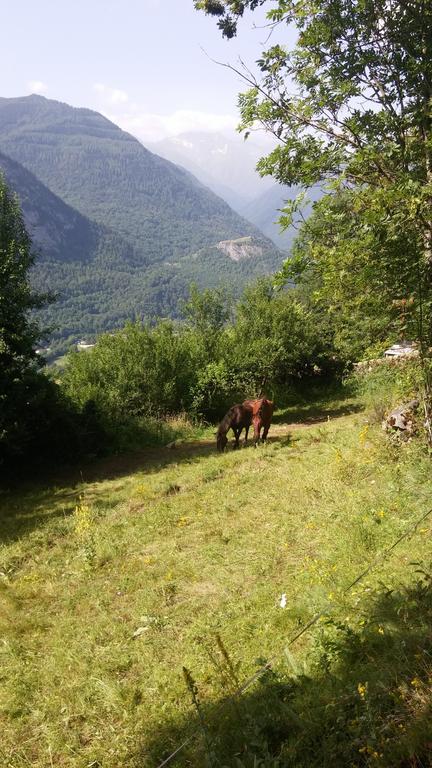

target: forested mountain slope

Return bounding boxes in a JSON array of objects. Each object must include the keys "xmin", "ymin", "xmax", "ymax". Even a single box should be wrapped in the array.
[
  {"xmin": 0, "ymin": 96, "xmax": 274, "ymax": 262},
  {"xmin": 0, "ymin": 97, "xmax": 283, "ymax": 353},
  {"xmin": 0, "ymin": 150, "xmax": 136, "ymax": 267},
  {"xmin": 150, "ymin": 131, "xmax": 323, "ymax": 252},
  {"xmin": 0, "ymin": 151, "xmax": 151, "ymax": 350},
  {"xmin": 149, "ymin": 130, "xmax": 273, "ymax": 213}
]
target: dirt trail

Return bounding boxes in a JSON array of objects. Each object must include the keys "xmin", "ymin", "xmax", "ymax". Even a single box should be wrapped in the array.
[
  {"xmin": 14, "ymin": 405, "xmax": 360, "ymax": 493},
  {"xmin": 74, "ymin": 410, "xmax": 355, "ymax": 486}
]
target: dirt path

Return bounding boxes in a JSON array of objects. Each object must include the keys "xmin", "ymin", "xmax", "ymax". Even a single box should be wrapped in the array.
[{"xmin": 13, "ymin": 404, "xmax": 361, "ymax": 493}]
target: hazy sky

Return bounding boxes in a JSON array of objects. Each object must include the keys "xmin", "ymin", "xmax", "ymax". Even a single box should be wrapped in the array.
[{"xmin": 2, "ymin": 0, "xmax": 292, "ymax": 144}]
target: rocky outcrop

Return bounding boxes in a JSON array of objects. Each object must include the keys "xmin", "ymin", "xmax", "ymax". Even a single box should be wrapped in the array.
[{"xmin": 216, "ymin": 236, "xmax": 264, "ymax": 262}]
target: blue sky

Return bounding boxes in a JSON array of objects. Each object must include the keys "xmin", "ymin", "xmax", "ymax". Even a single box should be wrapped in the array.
[{"xmin": 3, "ymin": 0, "xmax": 291, "ymax": 143}]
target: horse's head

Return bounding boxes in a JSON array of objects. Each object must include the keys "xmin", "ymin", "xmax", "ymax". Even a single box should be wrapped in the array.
[{"xmin": 216, "ymin": 430, "xmax": 228, "ymax": 452}]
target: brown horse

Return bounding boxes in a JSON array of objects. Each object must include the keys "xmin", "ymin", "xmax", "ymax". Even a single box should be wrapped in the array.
[
  {"xmin": 243, "ymin": 398, "xmax": 274, "ymax": 446},
  {"xmin": 216, "ymin": 403, "xmax": 253, "ymax": 452}
]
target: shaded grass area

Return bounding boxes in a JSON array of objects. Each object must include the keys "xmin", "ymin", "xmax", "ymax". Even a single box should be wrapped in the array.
[
  {"xmin": 1, "ymin": 384, "xmax": 432, "ymax": 767},
  {"xmin": 3, "ymin": 412, "xmax": 207, "ymax": 491},
  {"xmin": 147, "ymin": 574, "xmax": 432, "ymax": 767},
  {"xmin": 272, "ymin": 379, "xmax": 362, "ymax": 426}
]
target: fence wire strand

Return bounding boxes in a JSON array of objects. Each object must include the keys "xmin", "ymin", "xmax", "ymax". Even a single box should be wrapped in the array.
[{"xmin": 155, "ymin": 505, "xmax": 432, "ymax": 767}]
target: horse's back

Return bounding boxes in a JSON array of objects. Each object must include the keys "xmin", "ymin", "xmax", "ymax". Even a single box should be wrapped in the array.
[
  {"xmin": 233, "ymin": 403, "xmax": 253, "ymax": 427},
  {"xmin": 244, "ymin": 398, "xmax": 274, "ymax": 424},
  {"xmin": 222, "ymin": 403, "xmax": 252, "ymax": 429}
]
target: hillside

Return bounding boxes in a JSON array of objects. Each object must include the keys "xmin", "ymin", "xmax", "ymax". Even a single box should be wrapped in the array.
[
  {"xmin": 1, "ymin": 386, "xmax": 431, "ymax": 766},
  {"xmin": 0, "ymin": 97, "xmax": 283, "ymax": 351},
  {"xmin": 0, "ymin": 151, "xmax": 105, "ymax": 265},
  {"xmin": 150, "ymin": 131, "xmax": 323, "ymax": 252},
  {"xmin": 149, "ymin": 130, "xmax": 273, "ymax": 213},
  {"xmin": 0, "ymin": 96, "xmax": 274, "ymax": 262},
  {"xmin": 0, "ymin": 151, "xmax": 153, "ymax": 350}
]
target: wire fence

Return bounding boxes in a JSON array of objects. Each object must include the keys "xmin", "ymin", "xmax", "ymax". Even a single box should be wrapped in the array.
[{"xmin": 156, "ymin": 505, "xmax": 432, "ymax": 767}]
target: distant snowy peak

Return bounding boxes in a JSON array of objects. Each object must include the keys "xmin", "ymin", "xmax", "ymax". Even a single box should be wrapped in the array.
[
  {"xmin": 172, "ymin": 136, "xmax": 194, "ymax": 149},
  {"xmin": 148, "ymin": 130, "xmax": 273, "ymax": 211},
  {"xmin": 211, "ymin": 144, "xmax": 228, "ymax": 156},
  {"xmin": 147, "ymin": 130, "xmax": 323, "ymax": 253}
]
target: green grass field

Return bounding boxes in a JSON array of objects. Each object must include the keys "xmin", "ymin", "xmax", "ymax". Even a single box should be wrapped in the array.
[{"xmin": 1, "ymin": 387, "xmax": 432, "ymax": 767}]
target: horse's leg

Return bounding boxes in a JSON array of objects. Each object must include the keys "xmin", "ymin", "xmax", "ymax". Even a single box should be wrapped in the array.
[
  {"xmin": 244, "ymin": 425, "xmax": 250, "ymax": 445},
  {"xmin": 253, "ymin": 419, "xmax": 260, "ymax": 447},
  {"xmin": 233, "ymin": 427, "xmax": 240, "ymax": 449},
  {"xmin": 262, "ymin": 423, "xmax": 270, "ymax": 442}
]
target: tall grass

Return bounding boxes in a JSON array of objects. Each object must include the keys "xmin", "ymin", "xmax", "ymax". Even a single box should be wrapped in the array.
[{"xmin": 1, "ymin": 374, "xmax": 431, "ymax": 766}]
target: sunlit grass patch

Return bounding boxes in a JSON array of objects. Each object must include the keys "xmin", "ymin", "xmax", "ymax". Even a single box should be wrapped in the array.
[{"xmin": 1, "ymin": 395, "xmax": 432, "ymax": 766}]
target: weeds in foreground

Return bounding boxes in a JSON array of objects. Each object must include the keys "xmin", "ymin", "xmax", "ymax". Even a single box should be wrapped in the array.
[
  {"xmin": 74, "ymin": 497, "xmax": 96, "ymax": 567},
  {"xmin": 151, "ymin": 568, "xmax": 432, "ymax": 768}
]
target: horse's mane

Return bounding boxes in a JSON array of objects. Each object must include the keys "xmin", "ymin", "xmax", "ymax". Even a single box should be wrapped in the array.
[{"xmin": 217, "ymin": 405, "xmax": 239, "ymax": 436}]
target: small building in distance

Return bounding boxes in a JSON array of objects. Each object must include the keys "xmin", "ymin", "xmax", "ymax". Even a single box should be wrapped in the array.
[
  {"xmin": 77, "ymin": 340, "xmax": 95, "ymax": 351},
  {"xmin": 383, "ymin": 342, "xmax": 418, "ymax": 358}
]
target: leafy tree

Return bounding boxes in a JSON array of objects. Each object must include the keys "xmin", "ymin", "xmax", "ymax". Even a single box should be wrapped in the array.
[
  {"xmin": 190, "ymin": 359, "xmax": 247, "ymax": 421},
  {"xmin": 197, "ymin": 0, "xmax": 432, "ymax": 432},
  {"xmin": 288, "ymin": 186, "xmax": 426, "ymax": 361},
  {"xmin": 232, "ymin": 278, "xmax": 338, "ymax": 397},
  {"xmin": 0, "ymin": 173, "xmax": 51, "ymax": 463},
  {"xmin": 61, "ymin": 281, "xmax": 342, "ymax": 433},
  {"xmin": 180, "ymin": 283, "xmax": 232, "ymax": 362},
  {"xmin": 62, "ymin": 321, "xmax": 197, "ymax": 425},
  {"xmin": 196, "ymin": 0, "xmax": 432, "ymax": 313}
]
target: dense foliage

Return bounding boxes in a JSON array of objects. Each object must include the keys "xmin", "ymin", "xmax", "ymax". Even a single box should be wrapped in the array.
[
  {"xmin": 61, "ymin": 280, "xmax": 340, "ymax": 432},
  {"xmin": 285, "ymin": 186, "xmax": 427, "ymax": 361},
  {"xmin": 197, "ymin": 0, "xmax": 432, "ymax": 363},
  {"xmin": 0, "ymin": 173, "xmax": 54, "ymax": 465}
]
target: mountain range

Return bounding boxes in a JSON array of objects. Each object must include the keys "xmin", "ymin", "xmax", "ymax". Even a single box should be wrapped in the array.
[
  {"xmin": 0, "ymin": 95, "xmax": 283, "ymax": 355},
  {"xmin": 150, "ymin": 131, "xmax": 322, "ymax": 250},
  {"xmin": 149, "ymin": 131, "xmax": 274, "ymax": 213}
]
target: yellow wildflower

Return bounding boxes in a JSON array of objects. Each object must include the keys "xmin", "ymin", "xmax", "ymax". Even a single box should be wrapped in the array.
[
  {"xmin": 74, "ymin": 499, "xmax": 92, "ymax": 538},
  {"xmin": 359, "ymin": 424, "xmax": 369, "ymax": 447},
  {"xmin": 357, "ymin": 682, "xmax": 368, "ymax": 699}
]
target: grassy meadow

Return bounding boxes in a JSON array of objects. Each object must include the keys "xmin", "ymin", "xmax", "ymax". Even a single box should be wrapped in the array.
[{"xmin": 1, "ymin": 381, "xmax": 432, "ymax": 767}]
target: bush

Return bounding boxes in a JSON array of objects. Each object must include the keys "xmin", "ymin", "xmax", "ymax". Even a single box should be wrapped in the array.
[
  {"xmin": 190, "ymin": 360, "xmax": 252, "ymax": 421},
  {"xmin": 350, "ymin": 358, "xmax": 423, "ymax": 423}
]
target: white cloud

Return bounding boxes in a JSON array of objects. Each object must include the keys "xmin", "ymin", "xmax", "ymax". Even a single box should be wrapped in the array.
[
  {"xmin": 93, "ymin": 82, "xmax": 129, "ymax": 105},
  {"xmin": 27, "ymin": 80, "xmax": 48, "ymax": 94},
  {"xmin": 103, "ymin": 106, "xmax": 238, "ymax": 143}
]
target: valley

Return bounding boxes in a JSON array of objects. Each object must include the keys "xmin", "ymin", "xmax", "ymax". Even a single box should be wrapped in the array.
[
  {"xmin": 0, "ymin": 96, "xmax": 284, "ymax": 355},
  {"xmin": 2, "ymin": 1, "xmax": 432, "ymax": 765}
]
